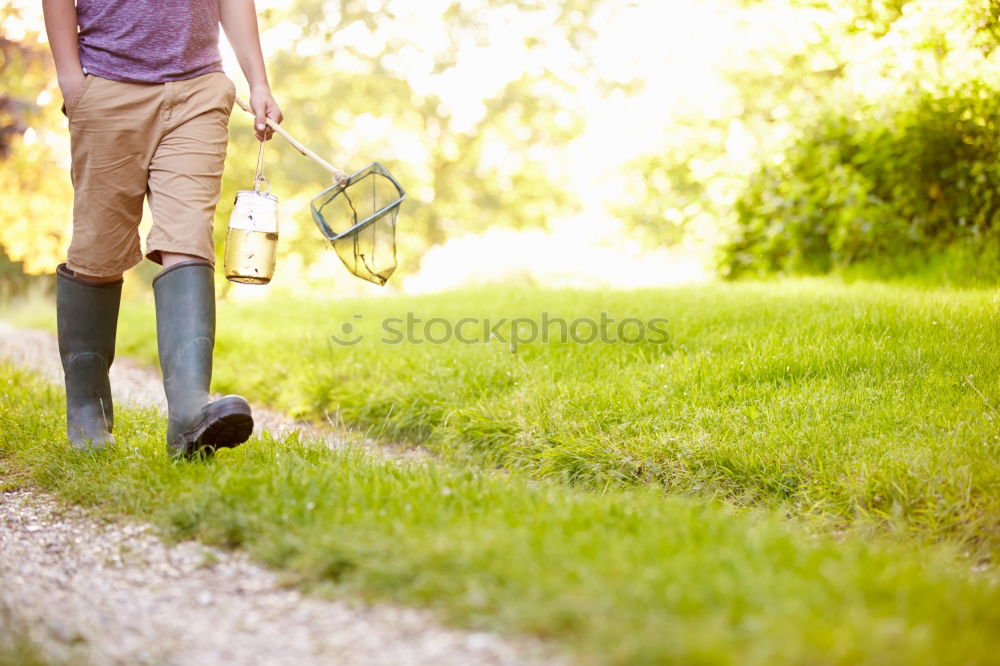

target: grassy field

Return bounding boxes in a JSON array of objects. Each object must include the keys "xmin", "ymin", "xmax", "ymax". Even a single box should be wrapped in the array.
[
  {"xmin": 0, "ymin": 634, "xmax": 51, "ymax": 666},
  {"xmin": 0, "ymin": 603, "xmax": 52, "ymax": 666},
  {"xmin": 15, "ymin": 278, "xmax": 988, "ymax": 554},
  {"xmin": 3, "ymin": 363, "xmax": 1000, "ymax": 665}
]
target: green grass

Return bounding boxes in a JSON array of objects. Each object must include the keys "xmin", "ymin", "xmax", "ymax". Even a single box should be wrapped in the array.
[
  {"xmin": 3, "ymin": 363, "xmax": 1000, "ymax": 665},
  {"xmin": 0, "ymin": 616, "xmax": 56, "ymax": 666},
  {"xmin": 0, "ymin": 637, "xmax": 54, "ymax": 666},
  {"xmin": 21, "ymin": 279, "xmax": 988, "ymax": 554},
  {"xmin": 835, "ymin": 241, "xmax": 1000, "ymax": 288}
]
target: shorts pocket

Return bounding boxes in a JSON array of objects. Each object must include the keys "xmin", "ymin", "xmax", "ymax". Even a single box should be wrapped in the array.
[{"xmin": 63, "ymin": 74, "xmax": 95, "ymax": 119}]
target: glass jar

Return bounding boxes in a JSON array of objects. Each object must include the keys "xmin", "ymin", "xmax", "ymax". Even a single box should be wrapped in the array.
[{"xmin": 224, "ymin": 185, "xmax": 279, "ymax": 285}]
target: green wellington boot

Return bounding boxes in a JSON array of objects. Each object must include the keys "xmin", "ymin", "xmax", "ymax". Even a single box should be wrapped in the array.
[
  {"xmin": 56, "ymin": 264, "xmax": 122, "ymax": 450},
  {"xmin": 153, "ymin": 259, "xmax": 253, "ymax": 459}
]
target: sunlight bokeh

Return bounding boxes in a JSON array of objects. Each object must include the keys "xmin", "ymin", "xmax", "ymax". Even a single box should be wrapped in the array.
[{"xmin": 238, "ymin": 0, "xmax": 745, "ymax": 292}]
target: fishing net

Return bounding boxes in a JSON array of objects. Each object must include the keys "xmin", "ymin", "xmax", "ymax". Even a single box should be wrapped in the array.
[{"xmin": 310, "ymin": 162, "xmax": 405, "ymax": 286}]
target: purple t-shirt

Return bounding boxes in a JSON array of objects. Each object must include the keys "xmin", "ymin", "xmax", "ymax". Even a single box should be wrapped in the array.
[{"xmin": 76, "ymin": 0, "xmax": 223, "ymax": 83}]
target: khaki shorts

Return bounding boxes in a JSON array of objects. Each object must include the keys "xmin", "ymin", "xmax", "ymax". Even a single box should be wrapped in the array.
[{"xmin": 64, "ymin": 72, "xmax": 235, "ymax": 277}]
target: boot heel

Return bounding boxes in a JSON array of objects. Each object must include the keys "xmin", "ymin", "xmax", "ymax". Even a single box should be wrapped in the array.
[
  {"xmin": 202, "ymin": 395, "xmax": 254, "ymax": 450},
  {"xmin": 169, "ymin": 396, "xmax": 254, "ymax": 459}
]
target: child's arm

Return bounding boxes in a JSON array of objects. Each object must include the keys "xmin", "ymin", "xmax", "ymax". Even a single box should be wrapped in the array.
[
  {"xmin": 41, "ymin": 0, "xmax": 86, "ymax": 107},
  {"xmin": 220, "ymin": 0, "xmax": 283, "ymax": 142}
]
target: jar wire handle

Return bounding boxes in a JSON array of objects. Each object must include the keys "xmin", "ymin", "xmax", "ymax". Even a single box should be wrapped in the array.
[{"xmin": 253, "ymin": 140, "xmax": 270, "ymax": 194}]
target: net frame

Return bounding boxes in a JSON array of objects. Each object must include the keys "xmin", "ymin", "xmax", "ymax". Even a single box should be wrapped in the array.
[
  {"xmin": 311, "ymin": 162, "xmax": 405, "ymax": 242},
  {"xmin": 310, "ymin": 162, "xmax": 405, "ymax": 285}
]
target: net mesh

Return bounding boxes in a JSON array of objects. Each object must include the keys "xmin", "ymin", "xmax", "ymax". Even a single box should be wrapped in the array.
[{"xmin": 310, "ymin": 163, "xmax": 404, "ymax": 286}]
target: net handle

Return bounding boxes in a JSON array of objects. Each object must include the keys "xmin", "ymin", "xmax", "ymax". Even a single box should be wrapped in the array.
[{"xmin": 235, "ymin": 96, "xmax": 348, "ymax": 185}]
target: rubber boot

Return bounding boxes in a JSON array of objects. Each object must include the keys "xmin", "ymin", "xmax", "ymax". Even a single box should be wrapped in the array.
[
  {"xmin": 152, "ymin": 260, "xmax": 253, "ymax": 459},
  {"xmin": 56, "ymin": 264, "xmax": 121, "ymax": 450}
]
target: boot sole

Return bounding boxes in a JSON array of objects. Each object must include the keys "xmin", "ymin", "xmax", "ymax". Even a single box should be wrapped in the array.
[{"xmin": 170, "ymin": 397, "xmax": 254, "ymax": 459}]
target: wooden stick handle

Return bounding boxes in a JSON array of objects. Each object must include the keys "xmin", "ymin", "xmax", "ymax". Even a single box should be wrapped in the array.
[{"xmin": 235, "ymin": 96, "xmax": 348, "ymax": 184}]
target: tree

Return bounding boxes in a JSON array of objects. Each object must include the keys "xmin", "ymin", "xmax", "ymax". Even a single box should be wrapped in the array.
[{"xmin": 0, "ymin": 6, "xmax": 75, "ymax": 276}]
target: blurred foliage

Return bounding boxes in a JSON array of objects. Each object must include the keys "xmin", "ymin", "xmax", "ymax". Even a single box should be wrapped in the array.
[
  {"xmin": 218, "ymin": 0, "xmax": 611, "ymax": 287},
  {"xmin": 0, "ymin": 8, "xmax": 73, "ymax": 278},
  {"xmin": 612, "ymin": 118, "xmax": 735, "ymax": 248},
  {"xmin": 0, "ymin": 249, "xmax": 44, "ymax": 301},
  {"xmin": 616, "ymin": 0, "xmax": 1000, "ymax": 280},
  {"xmin": 725, "ymin": 83, "xmax": 1000, "ymax": 276}
]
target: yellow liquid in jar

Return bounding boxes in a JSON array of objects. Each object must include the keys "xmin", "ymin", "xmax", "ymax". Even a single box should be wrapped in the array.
[{"xmin": 224, "ymin": 229, "xmax": 278, "ymax": 285}]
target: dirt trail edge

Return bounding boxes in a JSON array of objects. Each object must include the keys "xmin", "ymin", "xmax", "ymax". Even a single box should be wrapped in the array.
[{"xmin": 0, "ymin": 321, "xmax": 561, "ymax": 666}]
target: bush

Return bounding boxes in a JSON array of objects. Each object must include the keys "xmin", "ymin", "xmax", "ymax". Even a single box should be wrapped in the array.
[{"xmin": 723, "ymin": 82, "xmax": 1000, "ymax": 278}]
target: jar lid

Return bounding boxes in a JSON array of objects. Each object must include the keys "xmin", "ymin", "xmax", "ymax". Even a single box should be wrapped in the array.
[{"xmin": 235, "ymin": 189, "xmax": 278, "ymax": 202}]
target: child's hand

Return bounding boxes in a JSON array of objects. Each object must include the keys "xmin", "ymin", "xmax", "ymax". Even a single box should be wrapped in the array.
[
  {"xmin": 58, "ymin": 70, "xmax": 87, "ymax": 110},
  {"xmin": 249, "ymin": 87, "xmax": 283, "ymax": 142}
]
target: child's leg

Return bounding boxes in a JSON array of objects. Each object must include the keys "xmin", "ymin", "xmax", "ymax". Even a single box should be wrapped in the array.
[
  {"xmin": 57, "ymin": 265, "xmax": 122, "ymax": 449},
  {"xmin": 71, "ymin": 271, "xmax": 124, "ymax": 283},
  {"xmin": 58, "ymin": 75, "xmax": 160, "ymax": 448},
  {"xmin": 144, "ymin": 72, "xmax": 252, "ymax": 458},
  {"xmin": 144, "ymin": 71, "xmax": 236, "ymax": 269},
  {"xmin": 65, "ymin": 76, "xmax": 157, "ymax": 280},
  {"xmin": 160, "ymin": 251, "xmax": 207, "ymax": 269}
]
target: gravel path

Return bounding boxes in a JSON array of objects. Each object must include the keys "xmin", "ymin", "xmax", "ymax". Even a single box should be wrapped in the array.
[{"xmin": 0, "ymin": 321, "xmax": 560, "ymax": 666}]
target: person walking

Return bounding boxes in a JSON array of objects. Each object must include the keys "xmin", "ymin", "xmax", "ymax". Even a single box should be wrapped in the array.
[{"xmin": 41, "ymin": 0, "xmax": 281, "ymax": 457}]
